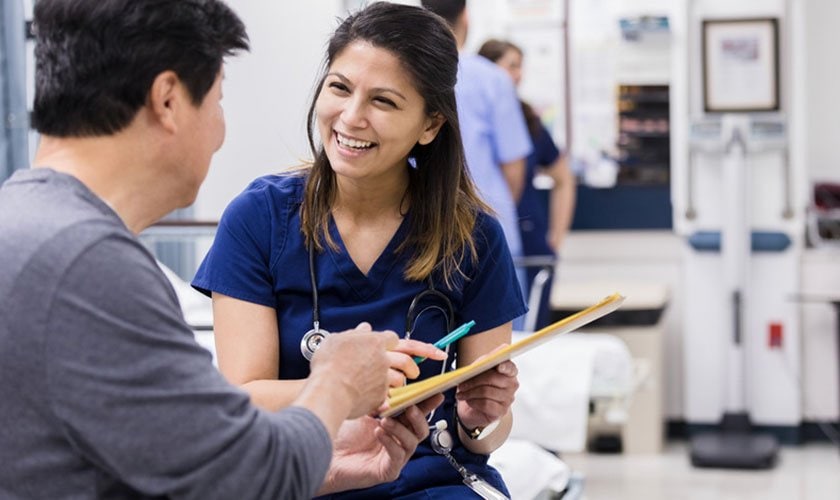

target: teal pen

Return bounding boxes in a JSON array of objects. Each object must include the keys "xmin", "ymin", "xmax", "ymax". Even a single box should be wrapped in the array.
[{"xmin": 413, "ymin": 320, "xmax": 476, "ymax": 364}]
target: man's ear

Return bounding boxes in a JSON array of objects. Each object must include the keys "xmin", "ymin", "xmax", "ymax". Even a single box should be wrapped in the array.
[
  {"xmin": 148, "ymin": 71, "xmax": 182, "ymax": 134},
  {"xmin": 418, "ymin": 113, "xmax": 446, "ymax": 146}
]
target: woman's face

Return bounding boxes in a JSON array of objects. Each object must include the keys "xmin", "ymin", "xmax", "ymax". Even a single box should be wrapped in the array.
[
  {"xmin": 496, "ymin": 48, "xmax": 523, "ymax": 87},
  {"xmin": 315, "ymin": 41, "xmax": 443, "ymax": 184}
]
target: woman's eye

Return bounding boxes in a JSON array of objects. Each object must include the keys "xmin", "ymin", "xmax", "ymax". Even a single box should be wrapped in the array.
[
  {"xmin": 374, "ymin": 97, "xmax": 397, "ymax": 108},
  {"xmin": 328, "ymin": 82, "xmax": 349, "ymax": 93}
]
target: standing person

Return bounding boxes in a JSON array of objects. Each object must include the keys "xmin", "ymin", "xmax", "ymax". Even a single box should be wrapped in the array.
[
  {"xmin": 0, "ymin": 1, "xmax": 431, "ymax": 498},
  {"xmin": 479, "ymin": 38, "xmax": 576, "ymax": 330},
  {"xmin": 192, "ymin": 3, "xmax": 523, "ymax": 498},
  {"xmin": 421, "ymin": 0, "xmax": 532, "ymax": 292}
]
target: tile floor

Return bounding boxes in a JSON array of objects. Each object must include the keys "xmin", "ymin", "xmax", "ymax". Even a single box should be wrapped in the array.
[{"xmin": 560, "ymin": 442, "xmax": 840, "ymax": 500}]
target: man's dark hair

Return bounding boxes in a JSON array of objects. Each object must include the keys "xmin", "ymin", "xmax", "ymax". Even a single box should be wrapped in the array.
[
  {"xmin": 32, "ymin": 0, "xmax": 249, "ymax": 137},
  {"xmin": 420, "ymin": 0, "xmax": 466, "ymax": 27}
]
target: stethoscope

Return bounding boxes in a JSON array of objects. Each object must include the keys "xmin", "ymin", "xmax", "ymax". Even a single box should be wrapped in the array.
[
  {"xmin": 300, "ymin": 245, "xmax": 508, "ymax": 499},
  {"xmin": 300, "ymin": 244, "xmax": 456, "ymax": 425},
  {"xmin": 299, "ymin": 245, "xmax": 331, "ymax": 361},
  {"xmin": 300, "ymin": 245, "xmax": 455, "ymax": 363}
]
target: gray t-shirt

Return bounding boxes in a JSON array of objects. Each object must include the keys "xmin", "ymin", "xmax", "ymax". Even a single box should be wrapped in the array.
[{"xmin": 0, "ymin": 169, "xmax": 332, "ymax": 499}]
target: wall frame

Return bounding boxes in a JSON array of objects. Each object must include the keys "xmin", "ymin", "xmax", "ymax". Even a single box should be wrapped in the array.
[{"xmin": 702, "ymin": 18, "xmax": 780, "ymax": 113}]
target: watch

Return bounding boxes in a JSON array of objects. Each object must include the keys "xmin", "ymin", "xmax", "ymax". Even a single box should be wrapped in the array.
[{"xmin": 455, "ymin": 412, "xmax": 501, "ymax": 441}]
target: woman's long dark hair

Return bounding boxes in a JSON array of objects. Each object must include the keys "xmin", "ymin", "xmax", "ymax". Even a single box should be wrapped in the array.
[{"xmin": 301, "ymin": 2, "xmax": 488, "ymax": 286}]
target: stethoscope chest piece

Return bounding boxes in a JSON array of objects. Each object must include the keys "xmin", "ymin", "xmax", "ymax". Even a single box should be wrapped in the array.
[
  {"xmin": 430, "ymin": 419, "xmax": 453, "ymax": 455},
  {"xmin": 300, "ymin": 323, "xmax": 331, "ymax": 361},
  {"xmin": 303, "ymin": 245, "xmax": 332, "ymax": 362}
]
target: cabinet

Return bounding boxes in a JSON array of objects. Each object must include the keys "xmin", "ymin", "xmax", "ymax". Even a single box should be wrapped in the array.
[
  {"xmin": 570, "ymin": 85, "xmax": 673, "ymax": 230},
  {"xmin": 617, "ymin": 84, "xmax": 671, "ymax": 185},
  {"xmin": 551, "ymin": 280, "xmax": 669, "ymax": 454}
]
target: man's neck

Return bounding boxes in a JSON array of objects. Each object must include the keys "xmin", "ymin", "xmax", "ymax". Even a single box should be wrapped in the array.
[{"xmin": 33, "ymin": 134, "xmax": 176, "ymax": 234}]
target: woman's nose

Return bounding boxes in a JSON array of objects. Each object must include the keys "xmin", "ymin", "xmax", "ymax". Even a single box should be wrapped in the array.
[{"xmin": 340, "ymin": 97, "xmax": 368, "ymax": 128}]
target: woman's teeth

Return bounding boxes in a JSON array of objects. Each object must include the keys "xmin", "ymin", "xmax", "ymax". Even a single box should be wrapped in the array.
[{"xmin": 337, "ymin": 133, "xmax": 374, "ymax": 150}]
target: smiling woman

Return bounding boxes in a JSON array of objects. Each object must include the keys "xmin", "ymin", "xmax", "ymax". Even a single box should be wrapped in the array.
[{"xmin": 192, "ymin": 3, "xmax": 527, "ymax": 498}]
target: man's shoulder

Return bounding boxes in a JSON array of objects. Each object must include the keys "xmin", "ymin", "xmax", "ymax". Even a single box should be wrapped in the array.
[
  {"xmin": 12, "ymin": 217, "xmax": 146, "ymax": 295},
  {"xmin": 0, "ymin": 169, "xmax": 127, "ymax": 237},
  {"xmin": 0, "ymin": 171, "xmax": 137, "ymax": 294}
]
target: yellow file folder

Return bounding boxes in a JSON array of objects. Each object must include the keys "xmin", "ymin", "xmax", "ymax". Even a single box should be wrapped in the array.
[{"xmin": 380, "ymin": 292, "xmax": 626, "ymax": 418}]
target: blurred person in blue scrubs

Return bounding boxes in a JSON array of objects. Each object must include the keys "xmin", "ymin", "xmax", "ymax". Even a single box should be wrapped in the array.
[
  {"xmin": 423, "ymin": 1, "xmax": 533, "ymax": 287},
  {"xmin": 193, "ymin": 3, "xmax": 524, "ymax": 498},
  {"xmin": 479, "ymin": 39, "xmax": 576, "ymax": 329}
]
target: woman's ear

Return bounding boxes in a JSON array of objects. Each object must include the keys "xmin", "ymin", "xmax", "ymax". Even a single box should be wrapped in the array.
[{"xmin": 418, "ymin": 113, "xmax": 446, "ymax": 146}]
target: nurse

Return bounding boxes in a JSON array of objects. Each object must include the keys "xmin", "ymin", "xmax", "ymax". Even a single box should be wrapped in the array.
[
  {"xmin": 193, "ymin": 3, "xmax": 525, "ymax": 497},
  {"xmin": 478, "ymin": 39, "xmax": 577, "ymax": 330}
]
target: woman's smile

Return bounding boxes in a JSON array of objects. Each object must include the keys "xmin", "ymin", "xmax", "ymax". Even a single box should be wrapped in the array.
[{"xmin": 334, "ymin": 131, "xmax": 377, "ymax": 158}]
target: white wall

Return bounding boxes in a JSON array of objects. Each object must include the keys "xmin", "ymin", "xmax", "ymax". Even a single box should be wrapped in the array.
[
  {"xmin": 465, "ymin": 0, "xmax": 568, "ymax": 149},
  {"xmin": 194, "ymin": 0, "xmax": 342, "ymax": 220},
  {"xmin": 798, "ymin": 0, "xmax": 840, "ymax": 421},
  {"xmin": 803, "ymin": 1, "xmax": 840, "ymax": 183}
]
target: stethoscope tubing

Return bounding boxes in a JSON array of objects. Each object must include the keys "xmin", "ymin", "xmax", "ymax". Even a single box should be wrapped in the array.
[{"xmin": 302, "ymin": 245, "xmax": 456, "ymax": 362}]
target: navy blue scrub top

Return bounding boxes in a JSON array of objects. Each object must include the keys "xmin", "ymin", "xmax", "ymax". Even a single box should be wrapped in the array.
[
  {"xmin": 193, "ymin": 172, "xmax": 526, "ymax": 499},
  {"xmin": 518, "ymin": 123, "xmax": 561, "ymax": 258}
]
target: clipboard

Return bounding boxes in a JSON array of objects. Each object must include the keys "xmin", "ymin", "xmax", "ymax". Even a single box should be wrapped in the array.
[{"xmin": 380, "ymin": 292, "xmax": 626, "ymax": 418}]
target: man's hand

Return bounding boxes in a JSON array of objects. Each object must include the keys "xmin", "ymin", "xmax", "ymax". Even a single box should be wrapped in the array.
[
  {"xmin": 385, "ymin": 339, "xmax": 447, "ymax": 387},
  {"xmin": 294, "ymin": 323, "xmax": 398, "ymax": 440},
  {"xmin": 309, "ymin": 322, "xmax": 398, "ymax": 419},
  {"xmin": 318, "ymin": 394, "xmax": 445, "ymax": 495}
]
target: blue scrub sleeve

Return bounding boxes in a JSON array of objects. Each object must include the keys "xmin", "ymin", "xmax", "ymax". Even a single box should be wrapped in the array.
[
  {"xmin": 192, "ymin": 187, "xmax": 278, "ymax": 308},
  {"xmin": 459, "ymin": 214, "xmax": 528, "ymax": 334},
  {"xmin": 534, "ymin": 124, "xmax": 561, "ymax": 167},
  {"xmin": 491, "ymin": 73, "xmax": 533, "ymax": 165}
]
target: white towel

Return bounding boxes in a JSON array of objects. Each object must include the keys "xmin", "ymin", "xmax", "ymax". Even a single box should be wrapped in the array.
[
  {"xmin": 508, "ymin": 332, "xmax": 633, "ymax": 453},
  {"xmin": 509, "ymin": 334, "xmax": 594, "ymax": 452},
  {"xmin": 489, "ymin": 439, "xmax": 571, "ymax": 499}
]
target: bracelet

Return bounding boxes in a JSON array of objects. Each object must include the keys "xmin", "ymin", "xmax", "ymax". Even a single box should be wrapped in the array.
[{"xmin": 454, "ymin": 410, "xmax": 500, "ymax": 441}]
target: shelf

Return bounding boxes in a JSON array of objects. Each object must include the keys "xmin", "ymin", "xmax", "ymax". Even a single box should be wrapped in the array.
[
  {"xmin": 602, "ymin": 84, "xmax": 673, "ymax": 230},
  {"xmin": 618, "ymin": 161, "xmax": 670, "ymax": 169},
  {"xmin": 618, "ymin": 93, "xmax": 669, "ymax": 103},
  {"xmin": 618, "ymin": 110, "xmax": 670, "ymax": 118},
  {"xmin": 619, "ymin": 131, "xmax": 670, "ymax": 138}
]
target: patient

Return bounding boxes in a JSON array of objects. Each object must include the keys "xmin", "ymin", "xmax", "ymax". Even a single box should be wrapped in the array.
[
  {"xmin": 0, "ymin": 1, "xmax": 434, "ymax": 498},
  {"xmin": 193, "ymin": 3, "xmax": 523, "ymax": 497}
]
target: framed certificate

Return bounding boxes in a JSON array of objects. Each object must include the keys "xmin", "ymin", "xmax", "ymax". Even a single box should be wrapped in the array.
[{"xmin": 702, "ymin": 18, "xmax": 780, "ymax": 113}]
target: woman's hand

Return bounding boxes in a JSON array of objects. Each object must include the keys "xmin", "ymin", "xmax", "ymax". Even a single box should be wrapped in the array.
[
  {"xmin": 318, "ymin": 394, "xmax": 445, "ymax": 495},
  {"xmin": 454, "ymin": 355, "xmax": 519, "ymax": 431},
  {"xmin": 386, "ymin": 339, "xmax": 447, "ymax": 387}
]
